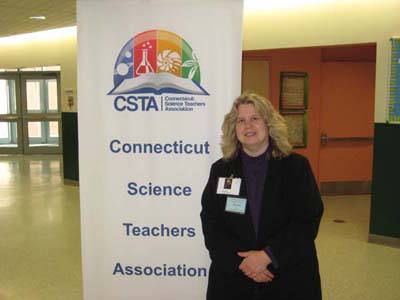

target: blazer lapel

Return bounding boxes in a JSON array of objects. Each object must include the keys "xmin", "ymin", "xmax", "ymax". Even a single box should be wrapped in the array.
[{"xmin": 257, "ymin": 158, "xmax": 283, "ymax": 244}]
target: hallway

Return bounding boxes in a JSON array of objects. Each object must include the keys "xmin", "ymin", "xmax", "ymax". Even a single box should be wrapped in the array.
[{"xmin": 0, "ymin": 155, "xmax": 399, "ymax": 300}]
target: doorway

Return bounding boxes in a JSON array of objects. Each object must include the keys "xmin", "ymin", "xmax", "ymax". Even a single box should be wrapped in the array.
[
  {"xmin": 318, "ymin": 45, "xmax": 376, "ymax": 195},
  {"xmin": 0, "ymin": 71, "xmax": 62, "ymax": 154}
]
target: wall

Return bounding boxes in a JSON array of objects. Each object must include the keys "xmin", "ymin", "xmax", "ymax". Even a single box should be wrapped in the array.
[{"xmin": 0, "ymin": 27, "xmax": 77, "ymax": 112}]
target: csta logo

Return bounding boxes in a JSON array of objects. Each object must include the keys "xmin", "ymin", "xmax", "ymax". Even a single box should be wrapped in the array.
[
  {"xmin": 109, "ymin": 30, "xmax": 208, "ymax": 113},
  {"xmin": 114, "ymin": 95, "xmax": 159, "ymax": 112}
]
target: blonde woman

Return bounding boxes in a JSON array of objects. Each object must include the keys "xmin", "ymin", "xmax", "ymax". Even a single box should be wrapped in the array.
[{"xmin": 201, "ymin": 93, "xmax": 323, "ymax": 300}]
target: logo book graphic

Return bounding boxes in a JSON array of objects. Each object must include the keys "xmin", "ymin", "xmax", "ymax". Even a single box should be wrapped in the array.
[{"xmin": 108, "ymin": 30, "xmax": 209, "ymax": 95}]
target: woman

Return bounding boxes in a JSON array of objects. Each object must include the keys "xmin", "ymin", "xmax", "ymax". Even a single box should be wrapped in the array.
[{"xmin": 200, "ymin": 93, "xmax": 323, "ymax": 300}]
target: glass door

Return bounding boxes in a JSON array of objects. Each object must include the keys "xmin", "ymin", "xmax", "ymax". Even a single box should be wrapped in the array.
[
  {"xmin": 21, "ymin": 73, "xmax": 62, "ymax": 154},
  {"xmin": 0, "ymin": 74, "xmax": 23, "ymax": 154}
]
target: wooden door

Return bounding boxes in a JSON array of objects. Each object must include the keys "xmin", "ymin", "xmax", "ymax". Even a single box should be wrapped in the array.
[{"xmin": 319, "ymin": 62, "xmax": 375, "ymax": 194}]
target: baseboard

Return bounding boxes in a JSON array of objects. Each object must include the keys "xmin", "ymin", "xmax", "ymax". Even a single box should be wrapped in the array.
[
  {"xmin": 368, "ymin": 234, "xmax": 400, "ymax": 249},
  {"xmin": 320, "ymin": 180, "xmax": 371, "ymax": 195},
  {"xmin": 64, "ymin": 179, "xmax": 79, "ymax": 186}
]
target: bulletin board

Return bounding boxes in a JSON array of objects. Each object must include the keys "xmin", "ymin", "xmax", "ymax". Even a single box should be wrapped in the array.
[
  {"xmin": 280, "ymin": 72, "xmax": 308, "ymax": 148},
  {"xmin": 388, "ymin": 37, "xmax": 400, "ymax": 123}
]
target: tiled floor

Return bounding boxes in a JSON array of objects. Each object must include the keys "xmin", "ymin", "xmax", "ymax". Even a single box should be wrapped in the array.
[
  {"xmin": 0, "ymin": 155, "xmax": 399, "ymax": 299},
  {"xmin": 0, "ymin": 155, "xmax": 81, "ymax": 300},
  {"xmin": 317, "ymin": 195, "xmax": 400, "ymax": 300}
]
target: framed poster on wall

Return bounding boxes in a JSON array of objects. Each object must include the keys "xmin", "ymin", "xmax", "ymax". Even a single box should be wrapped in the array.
[
  {"xmin": 280, "ymin": 72, "xmax": 308, "ymax": 110},
  {"xmin": 280, "ymin": 72, "xmax": 308, "ymax": 148},
  {"xmin": 281, "ymin": 111, "xmax": 307, "ymax": 147}
]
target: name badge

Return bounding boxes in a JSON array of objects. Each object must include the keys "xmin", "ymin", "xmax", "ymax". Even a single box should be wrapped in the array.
[
  {"xmin": 217, "ymin": 177, "xmax": 241, "ymax": 195},
  {"xmin": 225, "ymin": 197, "xmax": 247, "ymax": 214}
]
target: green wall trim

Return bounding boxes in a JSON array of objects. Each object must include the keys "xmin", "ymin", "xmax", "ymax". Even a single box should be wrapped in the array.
[
  {"xmin": 370, "ymin": 123, "xmax": 400, "ymax": 238},
  {"xmin": 62, "ymin": 112, "xmax": 79, "ymax": 182}
]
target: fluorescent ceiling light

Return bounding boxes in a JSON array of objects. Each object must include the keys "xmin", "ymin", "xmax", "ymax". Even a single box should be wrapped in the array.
[
  {"xmin": 30, "ymin": 16, "xmax": 46, "ymax": 20},
  {"xmin": 0, "ymin": 26, "xmax": 77, "ymax": 45},
  {"xmin": 244, "ymin": 0, "xmax": 332, "ymax": 12}
]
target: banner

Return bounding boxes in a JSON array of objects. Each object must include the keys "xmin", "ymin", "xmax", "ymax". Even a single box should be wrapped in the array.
[{"xmin": 78, "ymin": 0, "xmax": 243, "ymax": 299}]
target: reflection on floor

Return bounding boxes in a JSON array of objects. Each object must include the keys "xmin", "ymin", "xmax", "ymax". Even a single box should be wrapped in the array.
[{"xmin": 0, "ymin": 155, "xmax": 399, "ymax": 300}]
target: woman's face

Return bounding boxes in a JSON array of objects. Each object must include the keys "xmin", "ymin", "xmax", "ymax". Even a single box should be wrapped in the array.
[{"xmin": 235, "ymin": 103, "xmax": 269, "ymax": 156}]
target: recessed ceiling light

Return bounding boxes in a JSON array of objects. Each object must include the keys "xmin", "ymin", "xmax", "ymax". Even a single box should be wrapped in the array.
[{"xmin": 30, "ymin": 16, "xmax": 46, "ymax": 20}]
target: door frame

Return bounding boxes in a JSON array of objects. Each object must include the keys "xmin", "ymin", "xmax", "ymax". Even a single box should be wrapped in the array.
[
  {"xmin": 0, "ymin": 73, "xmax": 23, "ymax": 154},
  {"xmin": 20, "ymin": 72, "xmax": 62, "ymax": 154}
]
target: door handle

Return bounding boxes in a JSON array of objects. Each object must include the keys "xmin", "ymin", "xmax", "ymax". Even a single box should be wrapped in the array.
[
  {"xmin": 321, "ymin": 132, "xmax": 328, "ymax": 146},
  {"xmin": 321, "ymin": 132, "xmax": 373, "ymax": 146}
]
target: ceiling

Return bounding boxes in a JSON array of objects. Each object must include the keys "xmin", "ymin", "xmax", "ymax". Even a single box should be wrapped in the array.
[{"xmin": 0, "ymin": 0, "xmax": 76, "ymax": 38}]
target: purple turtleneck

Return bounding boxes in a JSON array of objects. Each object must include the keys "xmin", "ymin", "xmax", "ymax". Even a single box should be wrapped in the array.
[
  {"xmin": 241, "ymin": 147, "xmax": 269, "ymax": 236},
  {"xmin": 240, "ymin": 147, "xmax": 279, "ymax": 268}
]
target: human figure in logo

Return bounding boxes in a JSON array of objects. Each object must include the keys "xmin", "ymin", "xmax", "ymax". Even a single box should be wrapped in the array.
[{"xmin": 200, "ymin": 93, "xmax": 323, "ymax": 300}]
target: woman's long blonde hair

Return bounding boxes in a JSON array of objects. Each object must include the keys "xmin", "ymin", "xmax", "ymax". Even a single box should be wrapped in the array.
[{"xmin": 221, "ymin": 93, "xmax": 292, "ymax": 160}]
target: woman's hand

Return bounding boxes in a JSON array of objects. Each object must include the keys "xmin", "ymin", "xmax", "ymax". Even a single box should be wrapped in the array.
[
  {"xmin": 237, "ymin": 250, "xmax": 274, "ymax": 282},
  {"xmin": 252, "ymin": 269, "xmax": 275, "ymax": 283}
]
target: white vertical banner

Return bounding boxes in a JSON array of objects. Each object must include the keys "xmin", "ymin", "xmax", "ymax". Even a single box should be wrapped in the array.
[{"xmin": 78, "ymin": 0, "xmax": 243, "ymax": 299}]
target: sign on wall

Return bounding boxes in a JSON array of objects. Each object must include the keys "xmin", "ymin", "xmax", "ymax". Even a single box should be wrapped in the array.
[
  {"xmin": 388, "ymin": 37, "xmax": 400, "ymax": 123},
  {"xmin": 77, "ymin": 0, "xmax": 243, "ymax": 299}
]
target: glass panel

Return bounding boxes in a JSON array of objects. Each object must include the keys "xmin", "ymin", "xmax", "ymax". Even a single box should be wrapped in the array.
[
  {"xmin": 47, "ymin": 80, "xmax": 58, "ymax": 111},
  {"xmin": 0, "ymin": 121, "xmax": 18, "ymax": 147},
  {"xmin": 49, "ymin": 121, "xmax": 59, "ymax": 138},
  {"xmin": 28, "ymin": 121, "xmax": 59, "ymax": 147},
  {"xmin": 26, "ymin": 80, "xmax": 43, "ymax": 112},
  {"xmin": 28, "ymin": 121, "xmax": 42, "ymax": 138},
  {"xmin": 18, "ymin": 66, "xmax": 60, "ymax": 72},
  {"xmin": 26, "ymin": 79, "xmax": 59, "ymax": 113},
  {"xmin": 0, "ymin": 79, "xmax": 17, "ymax": 114}
]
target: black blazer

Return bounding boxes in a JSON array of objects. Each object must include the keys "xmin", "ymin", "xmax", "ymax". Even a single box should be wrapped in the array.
[{"xmin": 200, "ymin": 152, "xmax": 323, "ymax": 300}]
